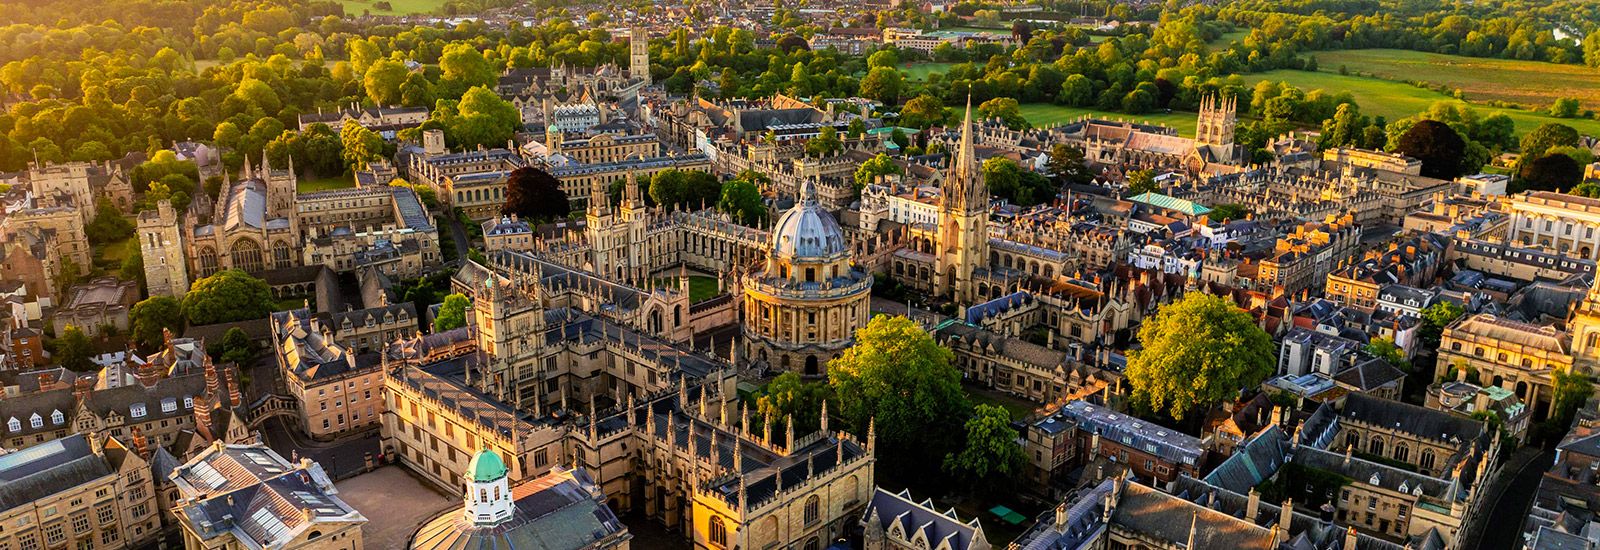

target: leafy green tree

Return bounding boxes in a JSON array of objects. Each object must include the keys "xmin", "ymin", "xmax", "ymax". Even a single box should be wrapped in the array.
[
  {"xmin": 717, "ymin": 177, "xmax": 767, "ymax": 225},
  {"xmin": 1059, "ymin": 74, "xmax": 1095, "ymax": 107},
  {"xmin": 899, "ymin": 94, "xmax": 947, "ymax": 129},
  {"xmin": 805, "ymin": 126, "xmax": 842, "ymax": 157},
  {"xmin": 859, "ymin": 66, "xmax": 904, "ymax": 103},
  {"xmin": 828, "ymin": 315, "xmax": 970, "ymax": 479},
  {"xmin": 363, "ymin": 59, "xmax": 409, "ymax": 106},
  {"xmin": 441, "ymin": 86, "xmax": 522, "ymax": 149},
  {"xmin": 1517, "ymin": 153, "xmax": 1584, "ymax": 192},
  {"xmin": 120, "ymin": 248, "xmax": 144, "ymax": 288},
  {"xmin": 434, "ymin": 293, "xmax": 470, "ymax": 331},
  {"xmin": 1126, "ymin": 169, "xmax": 1158, "ymax": 195},
  {"xmin": 438, "ymin": 43, "xmax": 496, "ymax": 97},
  {"xmin": 1550, "ymin": 97, "xmax": 1582, "ymax": 119},
  {"xmin": 854, "ymin": 153, "xmax": 904, "ymax": 191},
  {"xmin": 978, "ymin": 97, "xmax": 1026, "ymax": 129},
  {"xmin": 943, "ymin": 404, "xmax": 1025, "ymax": 492},
  {"xmin": 130, "ymin": 296, "xmax": 184, "ymax": 348},
  {"xmin": 1520, "ymin": 122, "xmax": 1580, "ymax": 158},
  {"xmin": 1364, "ymin": 337, "xmax": 1411, "ymax": 372},
  {"xmin": 1210, "ymin": 203, "xmax": 1251, "ymax": 222},
  {"xmin": 867, "ymin": 49, "xmax": 899, "ymax": 69},
  {"xmin": 182, "ymin": 269, "xmax": 276, "ymax": 326},
  {"xmin": 217, "ymin": 327, "xmax": 256, "ymax": 365},
  {"xmin": 756, "ymin": 372, "xmax": 832, "ymax": 435},
  {"xmin": 502, "ymin": 166, "xmax": 570, "ymax": 222},
  {"xmin": 846, "ymin": 118, "xmax": 866, "ymax": 139},
  {"xmin": 1047, "ymin": 143, "xmax": 1094, "ymax": 186},
  {"xmin": 55, "ymin": 326, "xmax": 95, "ymax": 371},
  {"xmin": 340, "ymin": 123, "xmax": 385, "ymax": 170},
  {"xmin": 86, "ymin": 198, "xmax": 134, "ymax": 244},
  {"xmin": 1396, "ymin": 120, "xmax": 1466, "ymax": 180},
  {"xmin": 1126, "ymin": 292, "xmax": 1275, "ymax": 420},
  {"xmin": 1551, "ymin": 368, "xmax": 1595, "ymax": 429}
]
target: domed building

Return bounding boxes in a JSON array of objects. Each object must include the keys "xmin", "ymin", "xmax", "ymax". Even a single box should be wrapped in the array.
[
  {"xmin": 741, "ymin": 180, "xmax": 873, "ymax": 376},
  {"xmin": 410, "ymin": 449, "xmax": 632, "ymax": 550}
]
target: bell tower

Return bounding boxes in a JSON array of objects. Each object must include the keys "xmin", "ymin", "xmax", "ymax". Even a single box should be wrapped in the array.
[
  {"xmin": 630, "ymin": 28, "xmax": 651, "ymax": 85},
  {"xmin": 1196, "ymin": 94, "xmax": 1237, "ymax": 148},
  {"xmin": 138, "ymin": 199, "xmax": 190, "ymax": 298}
]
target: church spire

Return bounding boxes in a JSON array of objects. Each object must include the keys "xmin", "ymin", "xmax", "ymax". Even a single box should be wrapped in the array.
[{"xmin": 946, "ymin": 95, "xmax": 984, "ymax": 213}]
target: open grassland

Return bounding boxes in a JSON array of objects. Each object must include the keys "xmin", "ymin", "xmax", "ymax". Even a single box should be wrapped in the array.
[
  {"xmin": 1309, "ymin": 49, "xmax": 1600, "ymax": 111},
  {"xmin": 1207, "ymin": 30, "xmax": 1250, "ymax": 49},
  {"xmin": 1242, "ymin": 70, "xmax": 1600, "ymax": 138},
  {"xmin": 1018, "ymin": 104, "xmax": 1199, "ymax": 136},
  {"xmin": 903, "ymin": 62, "xmax": 957, "ymax": 82},
  {"xmin": 337, "ymin": 0, "xmax": 447, "ymax": 16}
]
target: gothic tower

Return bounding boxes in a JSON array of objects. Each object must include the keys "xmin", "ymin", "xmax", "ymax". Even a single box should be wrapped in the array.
[
  {"xmin": 618, "ymin": 168, "xmax": 648, "ymax": 281},
  {"xmin": 138, "ymin": 199, "xmax": 190, "ymax": 298},
  {"xmin": 586, "ymin": 172, "xmax": 624, "ymax": 281},
  {"xmin": 261, "ymin": 153, "xmax": 298, "ymax": 220},
  {"xmin": 935, "ymin": 97, "xmax": 990, "ymax": 304},
  {"xmin": 1195, "ymin": 94, "xmax": 1237, "ymax": 148},
  {"xmin": 630, "ymin": 28, "xmax": 651, "ymax": 85}
]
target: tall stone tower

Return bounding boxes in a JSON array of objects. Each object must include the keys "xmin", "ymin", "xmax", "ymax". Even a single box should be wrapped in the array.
[
  {"xmin": 935, "ymin": 98, "xmax": 990, "ymax": 304},
  {"xmin": 1195, "ymin": 94, "xmax": 1237, "ymax": 148},
  {"xmin": 138, "ymin": 199, "xmax": 190, "ymax": 298},
  {"xmin": 629, "ymin": 28, "xmax": 651, "ymax": 85},
  {"xmin": 618, "ymin": 169, "xmax": 648, "ymax": 280},
  {"xmin": 587, "ymin": 172, "xmax": 622, "ymax": 282},
  {"xmin": 261, "ymin": 153, "xmax": 298, "ymax": 220}
]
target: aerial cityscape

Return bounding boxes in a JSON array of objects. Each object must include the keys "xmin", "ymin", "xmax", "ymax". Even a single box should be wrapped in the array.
[{"xmin": 0, "ymin": 0, "xmax": 1599, "ymax": 548}]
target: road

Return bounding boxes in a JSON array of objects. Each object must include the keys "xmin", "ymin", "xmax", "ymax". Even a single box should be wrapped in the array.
[
  {"xmin": 1459, "ymin": 446, "xmax": 1551, "ymax": 549},
  {"xmin": 259, "ymin": 416, "xmax": 382, "ymax": 480},
  {"xmin": 442, "ymin": 213, "xmax": 471, "ymax": 262}
]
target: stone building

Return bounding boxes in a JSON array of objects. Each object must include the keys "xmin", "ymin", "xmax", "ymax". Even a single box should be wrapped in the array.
[
  {"xmin": 862, "ymin": 488, "xmax": 990, "ymax": 550},
  {"xmin": 51, "ymin": 277, "xmax": 139, "ymax": 338},
  {"xmin": 1506, "ymin": 191, "xmax": 1600, "ymax": 260},
  {"xmin": 410, "ymin": 458, "xmax": 631, "ymax": 550},
  {"xmin": 171, "ymin": 441, "xmax": 365, "ymax": 550},
  {"xmin": 740, "ymin": 180, "xmax": 873, "ymax": 375},
  {"xmin": 269, "ymin": 309, "xmax": 385, "ymax": 439},
  {"xmin": 0, "ymin": 434, "xmax": 160, "ymax": 550},
  {"xmin": 1436, "ymin": 313, "xmax": 1572, "ymax": 418}
]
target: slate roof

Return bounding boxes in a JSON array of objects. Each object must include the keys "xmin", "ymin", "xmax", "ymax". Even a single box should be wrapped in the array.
[
  {"xmin": 1204, "ymin": 425, "xmax": 1290, "ymax": 494},
  {"xmin": 1054, "ymin": 400, "xmax": 1202, "ymax": 466},
  {"xmin": 0, "ymin": 435, "xmax": 112, "ymax": 513},
  {"xmin": 864, "ymin": 488, "xmax": 986, "ymax": 550},
  {"xmin": 174, "ymin": 443, "xmax": 362, "ymax": 547},
  {"xmin": 1111, "ymin": 481, "xmax": 1277, "ymax": 549},
  {"xmin": 1333, "ymin": 358, "xmax": 1406, "ymax": 392},
  {"xmin": 1340, "ymin": 393, "xmax": 1485, "ymax": 446}
]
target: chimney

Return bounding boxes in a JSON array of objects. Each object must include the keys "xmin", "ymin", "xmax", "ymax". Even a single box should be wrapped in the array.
[
  {"xmin": 1053, "ymin": 503, "xmax": 1069, "ymax": 532},
  {"xmin": 1276, "ymin": 499, "xmax": 1293, "ymax": 540},
  {"xmin": 1246, "ymin": 488, "xmax": 1261, "ymax": 521},
  {"xmin": 1343, "ymin": 526, "xmax": 1358, "ymax": 549}
]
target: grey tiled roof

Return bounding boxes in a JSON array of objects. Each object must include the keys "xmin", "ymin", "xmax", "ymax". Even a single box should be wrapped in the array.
[{"xmin": 0, "ymin": 435, "xmax": 111, "ymax": 512}]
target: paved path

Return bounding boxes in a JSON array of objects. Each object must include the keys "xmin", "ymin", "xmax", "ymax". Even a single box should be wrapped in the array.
[
  {"xmin": 335, "ymin": 466, "xmax": 456, "ymax": 549},
  {"xmin": 260, "ymin": 417, "xmax": 382, "ymax": 480},
  {"xmin": 1458, "ymin": 446, "xmax": 1551, "ymax": 549},
  {"xmin": 443, "ymin": 213, "xmax": 472, "ymax": 261}
]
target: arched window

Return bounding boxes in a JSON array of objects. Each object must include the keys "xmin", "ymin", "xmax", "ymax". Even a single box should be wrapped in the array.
[
  {"xmin": 1420, "ymin": 450, "xmax": 1436, "ymax": 471},
  {"xmin": 1367, "ymin": 437, "xmax": 1383, "ymax": 456},
  {"xmin": 803, "ymin": 495, "xmax": 821, "ymax": 526},
  {"xmin": 710, "ymin": 516, "xmax": 727, "ymax": 547},
  {"xmin": 1345, "ymin": 431, "xmax": 1359, "ymax": 450},
  {"xmin": 494, "ymin": 486, "xmax": 501, "ymax": 500},
  {"xmin": 480, "ymin": 488, "xmax": 488, "ymax": 501},
  {"xmin": 1395, "ymin": 444, "xmax": 1409, "ymax": 463}
]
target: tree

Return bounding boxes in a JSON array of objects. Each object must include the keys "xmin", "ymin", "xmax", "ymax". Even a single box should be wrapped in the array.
[
  {"xmin": 438, "ymin": 44, "xmax": 496, "ymax": 96},
  {"xmin": 217, "ymin": 327, "xmax": 256, "ymax": 365},
  {"xmin": 859, "ymin": 66, "xmax": 904, "ymax": 103},
  {"xmin": 805, "ymin": 126, "xmax": 842, "ymax": 157},
  {"xmin": 756, "ymin": 372, "xmax": 832, "ymax": 435},
  {"xmin": 1126, "ymin": 169, "xmax": 1157, "ymax": 195},
  {"xmin": 502, "ymin": 166, "xmax": 570, "ymax": 222},
  {"xmin": 55, "ymin": 326, "xmax": 94, "ymax": 371},
  {"xmin": 434, "ymin": 293, "xmax": 470, "ymax": 331},
  {"xmin": 854, "ymin": 153, "xmax": 904, "ymax": 191},
  {"xmin": 978, "ymin": 97, "xmax": 1026, "ymax": 129},
  {"xmin": 363, "ymin": 59, "xmax": 409, "ymax": 106},
  {"xmin": 442, "ymin": 86, "xmax": 523, "ymax": 150},
  {"xmin": 1520, "ymin": 122, "xmax": 1580, "ymax": 158},
  {"xmin": 86, "ymin": 198, "xmax": 134, "ymax": 244},
  {"xmin": 1211, "ymin": 203, "xmax": 1251, "ymax": 222},
  {"xmin": 1395, "ymin": 120, "xmax": 1466, "ymax": 180},
  {"xmin": 867, "ymin": 49, "xmax": 899, "ymax": 69},
  {"xmin": 942, "ymin": 404, "xmax": 1025, "ymax": 492},
  {"xmin": 182, "ymin": 269, "xmax": 276, "ymax": 326},
  {"xmin": 847, "ymin": 118, "xmax": 866, "ymax": 139},
  {"xmin": 1126, "ymin": 292, "xmax": 1275, "ymax": 420},
  {"xmin": 1550, "ymin": 97, "xmax": 1582, "ymax": 119},
  {"xmin": 1060, "ymin": 74, "xmax": 1095, "ymax": 107},
  {"xmin": 717, "ymin": 177, "xmax": 767, "ymax": 225},
  {"xmin": 900, "ymin": 94, "xmax": 947, "ymax": 129},
  {"xmin": 829, "ymin": 315, "xmax": 970, "ymax": 479},
  {"xmin": 1517, "ymin": 153, "xmax": 1584, "ymax": 192},
  {"xmin": 1364, "ymin": 337, "xmax": 1411, "ymax": 372},
  {"xmin": 130, "ymin": 296, "xmax": 184, "ymax": 348},
  {"xmin": 648, "ymin": 169, "xmax": 721, "ymax": 210},
  {"xmin": 1551, "ymin": 368, "xmax": 1594, "ymax": 429},
  {"xmin": 340, "ymin": 123, "xmax": 385, "ymax": 170},
  {"xmin": 1047, "ymin": 143, "xmax": 1094, "ymax": 186}
]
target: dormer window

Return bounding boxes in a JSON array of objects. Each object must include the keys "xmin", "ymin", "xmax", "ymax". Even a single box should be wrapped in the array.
[
  {"xmin": 162, "ymin": 398, "xmax": 177, "ymax": 413},
  {"xmin": 130, "ymin": 404, "xmax": 147, "ymax": 418},
  {"xmin": 29, "ymin": 414, "xmax": 42, "ymax": 429},
  {"xmin": 184, "ymin": 396, "xmax": 194, "ymax": 408},
  {"xmin": 50, "ymin": 410, "xmax": 63, "ymax": 425},
  {"xmin": 7, "ymin": 418, "xmax": 19, "ymax": 432}
]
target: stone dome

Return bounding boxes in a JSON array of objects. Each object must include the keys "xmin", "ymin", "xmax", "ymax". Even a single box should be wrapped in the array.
[{"xmin": 770, "ymin": 181, "xmax": 847, "ymax": 260}]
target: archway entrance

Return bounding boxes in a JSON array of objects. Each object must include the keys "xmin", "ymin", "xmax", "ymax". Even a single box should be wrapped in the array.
[{"xmin": 805, "ymin": 355, "xmax": 819, "ymax": 376}]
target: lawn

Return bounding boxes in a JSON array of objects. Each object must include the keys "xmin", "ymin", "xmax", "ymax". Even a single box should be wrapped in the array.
[
  {"xmin": 1018, "ymin": 103, "xmax": 1199, "ymax": 136},
  {"xmin": 1207, "ymin": 30, "xmax": 1249, "ymax": 50},
  {"xmin": 1242, "ymin": 69, "xmax": 1600, "ymax": 138},
  {"xmin": 652, "ymin": 275, "xmax": 722, "ymax": 302},
  {"xmin": 336, "ymin": 0, "xmax": 448, "ymax": 16},
  {"xmin": 942, "ymin": 26, "xmax": 1010, "ymax": 35},
  {"xmin": 964, "ymin": 384, "xmax": 1039, "ymax": 421},
  {"xmin": 903, "ymin": 62, "xmax": 957, "ymax": 82},
  {"xmin": 298, "ymin": 174, "xmax": 356, "ymax": 193},
  {"xmin": 1309, "ymin": 49, "xmax": 1600, "ymax": 111},
  {"xmin": 92, "ymin": 236, "xmax": 136, "ymax": 273}
]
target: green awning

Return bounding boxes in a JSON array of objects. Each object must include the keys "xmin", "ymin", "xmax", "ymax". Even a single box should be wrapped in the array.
[{"xmin": 989, "ymin": 505, "xmax": 1027, "ymax": 525}]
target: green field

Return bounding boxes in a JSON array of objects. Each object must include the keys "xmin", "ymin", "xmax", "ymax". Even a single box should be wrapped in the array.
[
  {"xmin": 1208, "ymin": 30, "xmax": 1250, "ymax": 50},
  {"xmin": 1310, "ymin": 49, "xmax": 1600, "ymax": 111},
  {"xmin": 298, "ymin": 175, "xmax": 356, "ymax": 193},
  {"xmin": 653, "ymin": 275, "xmax": 722, "ymax": 302},
  {"xmin": 904, "ymin": 62, "xmax": 957, "ymax": 82},
  {"xmin": 1242, "ymin": 69, "xmax": 1600, "ymax": 138},
  {"xmin": 1019, "ymin": 104, "xmax": 1199, "ymax": 136},
  {"xmin": 337, "ymin": 0, "xmax": 447, "ymax": 16},
  {"xmin": 92, "ymin": 236, "xmax": 136, "ymax": 273}
]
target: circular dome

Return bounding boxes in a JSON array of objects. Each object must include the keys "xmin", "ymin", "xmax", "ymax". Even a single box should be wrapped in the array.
[
  {"xmin": 468, "ymin": 449, "xmax": 507, "ymax": 482},
  {"xmin": 770, "ymin": 188, "xmax": 847, "ymax": 260}
]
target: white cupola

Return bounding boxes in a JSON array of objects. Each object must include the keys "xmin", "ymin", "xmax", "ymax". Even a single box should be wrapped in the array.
[{"xmin": 463, "ymin": 448, "xmax": 515, "ymax": 526}]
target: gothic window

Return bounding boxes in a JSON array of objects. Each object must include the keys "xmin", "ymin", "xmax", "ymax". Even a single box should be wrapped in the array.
[
  {"xmin": 229, "ymin": 239, "xmax": 265, "ymax": 273},
  {"xmin": 1395, "ymin": 444, "xmax": 1409, "ymax": 463},
  {"xmin": 803, "ymin": 495, "xmax": 820, "ymax": 526},
  {"xmin": 1421, "ymin": 450, "xmax": 1436, "ymax": 471},
  {"xmin": 710, "ymin": 516, "xmax": 727, "ymax": 547},
  {"xmin": 272, "ymin": 240, "xmax": 292, "ymax": 268}
]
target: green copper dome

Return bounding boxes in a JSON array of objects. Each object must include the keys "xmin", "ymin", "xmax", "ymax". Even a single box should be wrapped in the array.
[{"xmin": 468, "ymin": 449, "xmax": 508, "ymax": 482}]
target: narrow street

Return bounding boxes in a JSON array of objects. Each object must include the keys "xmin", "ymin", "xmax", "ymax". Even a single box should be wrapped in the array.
[
  {"xmin": 1458, "ymin": 446, "xmax": 1551, "ymax": 549},
  {"xmin": 259, "ymin": 416, "xmax": 383, "ymax": 480}
]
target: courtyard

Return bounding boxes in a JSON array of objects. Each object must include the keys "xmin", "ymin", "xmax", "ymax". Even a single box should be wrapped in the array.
[{"xmin": 334, "ymin": 466, "xmax": 457, "ymax": 549}]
